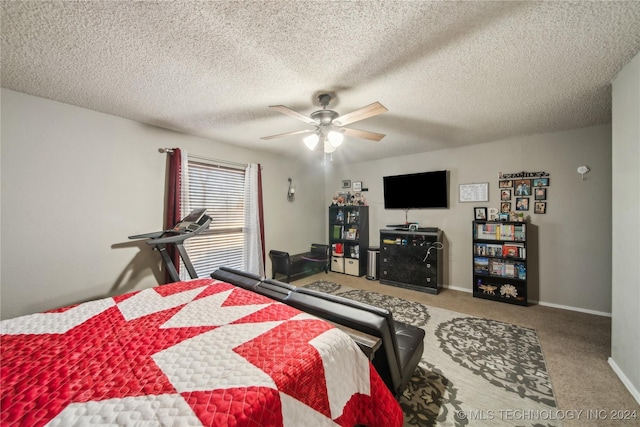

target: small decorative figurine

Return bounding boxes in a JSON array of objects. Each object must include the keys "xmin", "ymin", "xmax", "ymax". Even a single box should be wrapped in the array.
[{"xmin": 500, "ymin": 284, "xmax": 518, "ymax": 298}]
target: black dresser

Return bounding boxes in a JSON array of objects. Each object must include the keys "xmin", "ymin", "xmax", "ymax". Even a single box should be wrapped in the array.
[{"xmin": 379, "ymin": 228, "xmax": 443, "ymax": 294}]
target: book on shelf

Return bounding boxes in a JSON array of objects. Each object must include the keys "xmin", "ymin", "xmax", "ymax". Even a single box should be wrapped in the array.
[
  {"xmin": 502, "ymin": 243, "xmax": 524, "ymax": 258},
  {"xmin": 487, "ymin": 244, "xmax": 503, "ymax": 257},
  {"xmin": 474, "ymin": 243, "xmax": 488, "ymax": 255},
  {"xmin": 475, "ymin": 223, "xmax": 495, "ymax": 239},
  {"xmin": 332, "ymin": 225, "xmax": 343, "ymax": 239},
  {"xmin": 474, "ymin": 257, "xmax": 489, "ymax": 274},
  {"xmin": 489, "ymin": 259, "xmax": 504, "ymax": 276},
  {"xmin": 487, "ymin": 259, "xmax": 526, "ymax": 279},
  {"xmin": 504, "ymin": 262, "xmax": 515, "ymax": 277},
  {"xmin": 475, "ymin": 222, "xmax": 526, "ymax": 242}
]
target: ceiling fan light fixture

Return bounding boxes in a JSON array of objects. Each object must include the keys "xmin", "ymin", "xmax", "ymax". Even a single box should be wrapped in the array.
[
  {"xmin": 262, "ymin": 93, "xmax": 387, "ymax": 153},
  {"xmin": 327, "ymin": 130, "xmax": 344, "ymax": 147},
  {"xmin": 303, "ymin": 133, "xmax": 319, "ymax": 150},
  {"xmin": 323, "ymin": 138, "xmax": 336, "ymax": 153}
]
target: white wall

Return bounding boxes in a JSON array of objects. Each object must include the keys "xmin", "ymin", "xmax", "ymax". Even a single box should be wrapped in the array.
[
  {"xmin": 610, "ymin": 52, "xmax": 640, "ymax": 403},
  {"xmin": 0, "ymin": 89, "xmax": 326, "ymax": 319},
  {"xmin": 0, "ymin": 87, "xmax": 617, "ymax": 320},
  {"xmin": 325, "ymin": 124, "xmax": 613, "ymax": 315}
]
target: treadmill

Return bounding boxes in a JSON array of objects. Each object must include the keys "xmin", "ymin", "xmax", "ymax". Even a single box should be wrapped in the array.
[{"xmin": 129, "ymin": 208, "xmax": 211, "ymax": 283}]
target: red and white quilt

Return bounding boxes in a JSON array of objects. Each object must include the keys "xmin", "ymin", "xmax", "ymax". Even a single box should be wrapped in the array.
[{"xmin": 1, "ymin": 278, "xmax": 402, "ymax": 427}]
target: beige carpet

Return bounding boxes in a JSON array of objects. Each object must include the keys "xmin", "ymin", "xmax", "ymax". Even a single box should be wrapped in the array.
[
  {"xmin": 304, "ymin": 280, "xmax": 558, "ymax": 426},
  {"xmin": 293, "ymin": 272, "xmax": 639, "ymax": 427}
]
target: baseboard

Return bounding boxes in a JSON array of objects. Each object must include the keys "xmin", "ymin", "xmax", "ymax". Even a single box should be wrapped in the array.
[
  {"xmin": 441, "ymin": 285, "xmax": 612, "ymax": 317},
  {"xmin": 535, "ymin": 300, "xmax": 611, "ymax": 317},
  {"xmin": 608, "ymin": 357, "xmax": 640, "ymax": 405},
  {"xmin": 443, "ymin": 284, "xmax": 471, "ymax": 293}
]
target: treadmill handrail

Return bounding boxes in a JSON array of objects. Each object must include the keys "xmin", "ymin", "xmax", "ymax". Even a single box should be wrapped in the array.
[
  {"xmin": 145, "ymin": 217, "xmax": 211, "ymax": 244},
  {"xmin": 128, "ymin": 231, "xmax": 166, "ymax": 240}
]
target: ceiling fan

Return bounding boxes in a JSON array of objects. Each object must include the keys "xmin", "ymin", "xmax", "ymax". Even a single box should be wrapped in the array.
[{"xmin": 261, "ymin": 93, "xmax": 388, "ymax": 153}]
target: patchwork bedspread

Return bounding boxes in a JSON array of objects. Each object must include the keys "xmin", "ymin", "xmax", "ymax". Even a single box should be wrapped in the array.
[{"xmin": 1, "ymin": 278, "xmax": 402, "ymax": 427}]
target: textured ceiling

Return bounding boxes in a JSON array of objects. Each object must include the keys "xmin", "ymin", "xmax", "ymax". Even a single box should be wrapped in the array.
[{"xmin": 2, "ymin": 1, "xmax": 640, "ymax": 163}]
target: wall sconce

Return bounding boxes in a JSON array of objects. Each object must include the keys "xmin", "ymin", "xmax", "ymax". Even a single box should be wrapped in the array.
[
  {"xmin": 287, "ymin": 178, "xmax": 295, "ymax": 202},
  {"xmin": 577, "ymin": 165, "xmax": 590, "ymax": 180}
]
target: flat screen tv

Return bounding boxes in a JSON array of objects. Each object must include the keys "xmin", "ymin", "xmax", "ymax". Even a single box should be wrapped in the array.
[{"xmin": 383, "ymin": 170, "xmax": 449, "ymax": 209}]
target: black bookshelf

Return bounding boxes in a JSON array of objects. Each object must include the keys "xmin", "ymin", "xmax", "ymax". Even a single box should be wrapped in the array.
[
  {"xmin": 472, "ymin": 221, "xmax": 528, "ymax": 306},
  {"xmin": 329, "ymin": 206, "xmax": 369, "ymax": 276}
]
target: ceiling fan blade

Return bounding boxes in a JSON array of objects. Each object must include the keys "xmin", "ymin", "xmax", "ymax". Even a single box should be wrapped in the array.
[
  {"xmin": 260, "ymin": 129, "xmax": 316, "ymax": 140},
  {"xmin": 333, "ymin": 102, "xmax": 388, "ymax": 126},
  {"xmin": 269, "ymin": 105, "xmax": 318, "ymax": 126},
  {"xmin": 340, "ymin": 127, "xmax": 386, "ymax": 141}
]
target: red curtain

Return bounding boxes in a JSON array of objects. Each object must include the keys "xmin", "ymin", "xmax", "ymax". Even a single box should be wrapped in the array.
[{"xmin": 165, "ymin": 148, "xmax": 182, "ymax": 283}]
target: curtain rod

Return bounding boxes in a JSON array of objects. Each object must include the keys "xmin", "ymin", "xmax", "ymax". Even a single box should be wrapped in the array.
[{"xmin": 158, "ymin": 148, "xmax": 248, "ymax": 169}]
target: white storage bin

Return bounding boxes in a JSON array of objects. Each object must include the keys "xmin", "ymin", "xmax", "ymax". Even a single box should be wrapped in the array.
[
  {"xmin": 331, "ymin": 256, "xmax": 345, "ymax": 273},
  {"xmin": 344, "ymin": 258, "xmax": 360, "ymax": 276}
]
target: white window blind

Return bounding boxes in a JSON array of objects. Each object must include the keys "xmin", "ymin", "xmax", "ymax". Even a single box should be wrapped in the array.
[{"xmin": 181, "ymin": 160, "xmax": 246, "ymax": 278}]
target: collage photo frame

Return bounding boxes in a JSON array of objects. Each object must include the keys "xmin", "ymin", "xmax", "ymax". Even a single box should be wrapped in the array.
[{"xmin": 497, "ymin": 171, "xmax": 550, "ymax": 217}]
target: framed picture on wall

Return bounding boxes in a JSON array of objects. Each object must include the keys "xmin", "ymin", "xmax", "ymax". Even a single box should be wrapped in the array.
[
  {"xmin": 459, "ymin": 183, "xmax": 489, "ymax": 202},
  {"xmin": 533, "ymin": 178, "xmax": 549, "ymax": 187},
  {"xmin": 500, "ymin": 189, "xmax": 512, "ymax": 201},
  {"xmin": 535, "ymin": 202, "xmax": 547, "ymax": 214},
  {"xmin": 341, "ymin": 180, "xmax": 351, "ymax": 189},
  {"xmin": 516, "ymin": 197, "xmax": 529, "ymax": 211},
  {"xmin": 514, "ymin": 179, "xmax": 532, "ymax": 196},
  {"xmin": 499, "ymin": 180, "xmax": 513, "ymax": 188},
  {"xmin": 500, "ymin": 202, "xmax": 511, "ymax": 213},
  {"xmin": 534, "ymin": 187, "xmax": 547, "ymax": 200}
]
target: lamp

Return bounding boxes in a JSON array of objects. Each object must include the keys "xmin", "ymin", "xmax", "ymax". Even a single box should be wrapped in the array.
[
  {"xmin": 323, "ymin": 138, "xmax": 336, "ymax": 153},
  {"xmin": 327, "ymin": 130, "xmax": 344, "ymax": 147},
  {"xmin": 303, "ymin": 128, "xmax": 344, "ymax": 154},
  {"xmin": 287, "ymin": 178, "xmax": 295, "ymax": 202},
  {"xmin": 303, "ymin": 133, "xmax": 319, "ymax": 150}
]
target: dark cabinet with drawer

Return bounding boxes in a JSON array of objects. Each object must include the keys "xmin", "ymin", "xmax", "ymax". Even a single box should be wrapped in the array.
[{"xmin": 379, "ymin": 229, "xmax": 443, "ymax": 294}]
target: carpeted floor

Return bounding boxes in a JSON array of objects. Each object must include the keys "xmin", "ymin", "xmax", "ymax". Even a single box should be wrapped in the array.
[
  {"xmin": 303, "ymin": 280, "xmax": 558, "ymax": 427},
  {"xmin": 293, "ymin": 272, "xmax": 639, "ymax": 427}
]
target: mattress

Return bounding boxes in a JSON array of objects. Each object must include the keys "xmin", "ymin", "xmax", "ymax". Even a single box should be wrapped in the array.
[{"xmin": 1, "ymin": 278, "xmax": 402, "ymax": 426}]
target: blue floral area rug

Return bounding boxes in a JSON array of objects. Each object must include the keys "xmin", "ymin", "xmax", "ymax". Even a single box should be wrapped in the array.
[{"xmin": 303, "ymin": 281, "xmax": 560, "ymax": 427}]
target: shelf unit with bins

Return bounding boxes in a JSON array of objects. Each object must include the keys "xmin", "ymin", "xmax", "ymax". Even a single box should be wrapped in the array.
[
  {"xmin": 472, "ymin": 220, "xmax": 528, "ymax": 306},
  {"xmin": 329, "ymin": 206, "xmax": 369, "ymax": 276}
]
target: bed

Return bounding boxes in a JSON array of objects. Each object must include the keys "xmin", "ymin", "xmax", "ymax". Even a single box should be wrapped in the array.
[{"xmin": 0, "ymin": 278, "xmax": 402, "ymax": 427}]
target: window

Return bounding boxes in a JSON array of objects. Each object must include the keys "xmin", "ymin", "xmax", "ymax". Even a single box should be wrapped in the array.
[{"xmin": 180, "ymin": 159, "xmax": 246, "ymax": 279}]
